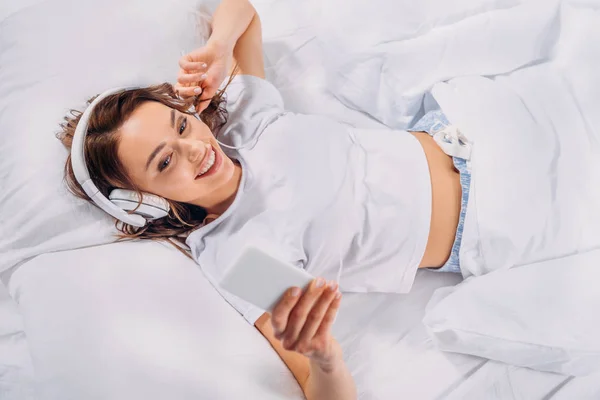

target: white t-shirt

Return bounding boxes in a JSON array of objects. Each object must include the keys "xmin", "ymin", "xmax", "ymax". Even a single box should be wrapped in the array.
[{"xmin": 186, "ymin": 75, "xmax": 432, "ymax": 324}]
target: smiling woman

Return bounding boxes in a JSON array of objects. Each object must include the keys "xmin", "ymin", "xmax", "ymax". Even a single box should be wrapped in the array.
[
  {"xmin": 117, "ymin": 100, "xmax": 241, "ymax": 213},
  {"xmin": 57, "ymin": 80, "xmax": 237, "ymax": 243}
]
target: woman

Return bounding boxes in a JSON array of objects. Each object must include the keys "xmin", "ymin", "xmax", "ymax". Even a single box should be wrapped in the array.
[{"xmin": 58, "ymin": 0, "xmax": 471, "ymax": 398}]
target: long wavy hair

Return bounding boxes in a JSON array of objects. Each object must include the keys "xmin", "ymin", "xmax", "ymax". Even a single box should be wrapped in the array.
[{"xmin": 57, "ymin": 74, "xmax": 236, "ymax": 250}]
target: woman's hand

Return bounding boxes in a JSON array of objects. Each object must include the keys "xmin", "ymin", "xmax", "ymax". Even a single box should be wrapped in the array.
[
  {"xmin": 176, "ymin": 40, "xmax": 233, "ymax": 113},
  {"xmin": 271, "ymin": 277, "xmax": 343, "ymax": 370}
]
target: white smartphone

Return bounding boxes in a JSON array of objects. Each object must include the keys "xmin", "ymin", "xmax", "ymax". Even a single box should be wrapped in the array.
[{"xmin": 219, "ymin": 245, "xmax": 314, "ymax": 312}]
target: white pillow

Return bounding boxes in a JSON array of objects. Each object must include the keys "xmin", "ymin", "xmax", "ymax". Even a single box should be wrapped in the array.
[
  {"xmin": 0, "ymin": 0, "xmax": 214, "ymax": 277},
  {"xmin": 0, "ymin": 284, "xmax": 34, "ymax": 400},
  {"xmin": 9, "ymin": 241, "xmax": 303, "ymax": 399},
  {"xmin": 423, "ymin": 248, "xmax": 600, "ymax": 376}
]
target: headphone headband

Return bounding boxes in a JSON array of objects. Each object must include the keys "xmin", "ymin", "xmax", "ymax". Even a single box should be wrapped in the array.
[{"xmin": 71, "ymin": 86, "xmax": 150, "ymax": 228}]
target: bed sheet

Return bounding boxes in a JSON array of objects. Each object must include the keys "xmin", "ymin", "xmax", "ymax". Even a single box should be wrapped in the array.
[
  {"xmin": 338, "ymin": 271, "xmax": 600, "ymax": 400},
  {"xmin": 0, "ymin": 284, "xmax": 35, "ymax": 400}
]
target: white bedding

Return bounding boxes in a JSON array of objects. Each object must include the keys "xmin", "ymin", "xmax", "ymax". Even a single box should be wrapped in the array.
[
  {"xmin": 0, "ymin": 285, "xmax": 34, "ymax": 400},
  {"xmin": 8, "ymin": 244, "xmax": 600, "ymax": 400},
  {"xmin": 2, "ymin": 0, "xmax": 600, "ymax": 398}
]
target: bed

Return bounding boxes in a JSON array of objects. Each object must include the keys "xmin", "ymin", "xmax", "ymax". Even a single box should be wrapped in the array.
[
  {"xmin": 8, "ymin": 243, "xmax": 600, "ymax": 400},
  {"xmin": 1, "ymin": 0, "xmax": 600, "ymax": 398}
]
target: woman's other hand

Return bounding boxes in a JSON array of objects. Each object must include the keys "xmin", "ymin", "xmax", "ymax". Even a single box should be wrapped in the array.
[
  {"xmin": 176, "ymin": 40, "xmax": 233, "ymax": 113},
  {"xmin": 271, "ymin": 278, "xmax": 344, "ymax": 370}
]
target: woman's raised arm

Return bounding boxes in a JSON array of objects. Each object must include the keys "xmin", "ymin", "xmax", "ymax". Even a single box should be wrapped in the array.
[{"xmin": 176, "ymin": 0, "xmax": 264, "ymax": 111}]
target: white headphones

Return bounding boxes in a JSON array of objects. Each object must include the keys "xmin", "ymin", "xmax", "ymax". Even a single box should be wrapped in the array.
[{"xmin": 71, "ymin": 86, "xmax": 171, "ymax": 228}]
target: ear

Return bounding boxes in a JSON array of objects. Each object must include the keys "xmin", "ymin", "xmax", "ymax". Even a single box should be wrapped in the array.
[{"xmin": 203, "ymin": 213, "xmax": 219, "ymax": 225}]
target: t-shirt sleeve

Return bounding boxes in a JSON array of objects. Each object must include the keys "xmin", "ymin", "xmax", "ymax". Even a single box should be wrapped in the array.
[{"xmin": 216, "ymin": 74, "xmax": 285, "ymax": 148}]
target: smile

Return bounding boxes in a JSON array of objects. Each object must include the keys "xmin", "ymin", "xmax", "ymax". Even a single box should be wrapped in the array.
[{"xmin": 195, "ymin": 145, "xmax": 221, "ymax": 179}]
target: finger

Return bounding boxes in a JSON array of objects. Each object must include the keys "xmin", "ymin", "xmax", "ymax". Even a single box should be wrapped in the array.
[
  {"xmin": 194, "ymin": 87, "xmax": 218, "ymax": 113},
  {"xmin": 313, "ymin": 291, "xmax": 342, "ymax": 340},
  {"xmin": 178, "ymin": 71, "xmax": 208, "ymax": 85},
  {"xmin": 175, "ymin": 85, "xmax": 203, "ymax": 98},
  {"xmin": 270, "ymin": 287, "xmax": 302, "ymax": 337},
  {"xmin": 293, "ymin": 281, "xmax": 339, "ymax": 352},
  {"xmin": 178, "ymin": 57, "xmax": 208, "ymax": 72},
  {"xmin": 177, "ymin": 70, "xmax": 187, "ymax": 88},
  {"xmin": 281, "ymin": 277, "xmax": 327, "ymax": 349},
  {"xmin": 195, "ymin": 99, "xmax": 211, "ymax": 114}
]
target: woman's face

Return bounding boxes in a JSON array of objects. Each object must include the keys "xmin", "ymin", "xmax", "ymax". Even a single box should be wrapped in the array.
[{"xmin": 117, "ymin": 101, "xmax": 236, "ymax": 209}]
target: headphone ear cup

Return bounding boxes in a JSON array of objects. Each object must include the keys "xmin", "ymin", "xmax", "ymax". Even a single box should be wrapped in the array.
[{"xmin": 108, "ymin": 189, "xmax": 170, "ymax": 220}]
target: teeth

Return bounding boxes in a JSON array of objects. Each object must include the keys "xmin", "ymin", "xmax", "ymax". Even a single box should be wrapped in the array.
[{"xmin": 197, "ymin": 149, "xmax": 215, "ymax": 177}]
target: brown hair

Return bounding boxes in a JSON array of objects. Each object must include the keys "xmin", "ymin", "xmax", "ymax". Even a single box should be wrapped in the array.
[{"xmin": 57, "ymin": 76, "xmax": 236, "ymax": 249}]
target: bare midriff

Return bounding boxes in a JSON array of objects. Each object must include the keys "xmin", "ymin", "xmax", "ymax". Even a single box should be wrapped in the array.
[{"xmin": 409, "ymin": 131, "xmax": 463, "ymax": 269}]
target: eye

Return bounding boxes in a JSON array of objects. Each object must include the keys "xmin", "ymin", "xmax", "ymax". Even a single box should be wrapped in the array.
[
  {"xmin": 158, "ymin": 154, "xmax": 172, "ymax": 172},
  {"xmin": 179, "ymin": 117, "xmax": 187, "ymax": 135}
]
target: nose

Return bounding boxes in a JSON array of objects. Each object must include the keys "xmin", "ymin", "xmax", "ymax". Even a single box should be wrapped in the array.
[{"xmin": 182, "ymin": 139, "xmax": 207, "ymax": 164}]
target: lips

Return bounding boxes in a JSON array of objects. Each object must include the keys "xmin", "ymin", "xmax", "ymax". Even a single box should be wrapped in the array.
[
  {"xmin": 197, "ymin": 149, "xmax": 215, "ymax": 177},
  {"xmin": 195, "ymin": 145, "xmax": 220, "ymax": 179}
]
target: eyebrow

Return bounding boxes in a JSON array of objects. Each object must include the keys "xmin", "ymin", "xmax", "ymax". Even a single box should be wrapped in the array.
[
  {"xmin": 145, "ymin": 110, "xmax": 176, "ymax": 171},
  {"xmin": 146, "ymin": 141, "xmax": 167, "ymax": 171}
]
